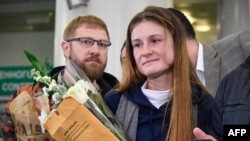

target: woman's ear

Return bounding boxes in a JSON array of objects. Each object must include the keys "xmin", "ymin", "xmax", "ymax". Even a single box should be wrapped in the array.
[{"xmin": 61, "ymin": 41, "xmax": 70, "ymax": 58}]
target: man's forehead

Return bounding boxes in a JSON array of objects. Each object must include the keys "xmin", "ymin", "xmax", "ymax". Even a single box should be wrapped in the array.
[{"xmin": 75, "ymin": 25, "xmax": 109, "ymax": 40}]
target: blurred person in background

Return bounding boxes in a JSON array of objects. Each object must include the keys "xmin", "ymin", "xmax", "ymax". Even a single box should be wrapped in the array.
[
  {"xmin": 120, "ymin": 40, "xmax": 127, "ymax": 65},
  {"xmin": 168, "ymin": 8, "xmax": 250, "ymax": 96},
  {"xmin": 216, "ymin": 53, "xmax": 250, "ymax": 125}
]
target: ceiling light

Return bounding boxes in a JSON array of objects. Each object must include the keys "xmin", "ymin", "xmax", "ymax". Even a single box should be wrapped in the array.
[{"xmin": 195, "ymin": 25, "xmax": 211, "ymax": 32}]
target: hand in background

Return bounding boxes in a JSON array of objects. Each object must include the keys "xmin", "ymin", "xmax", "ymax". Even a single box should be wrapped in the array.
[{"xmin": 193, "ymin": 127, "xmax": 217, "ymax": 141}]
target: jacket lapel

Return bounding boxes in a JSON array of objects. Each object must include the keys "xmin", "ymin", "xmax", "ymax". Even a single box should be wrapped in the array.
[{"xmin": 203, "ymin": 45, "xmax": 220, "ymax": 96}]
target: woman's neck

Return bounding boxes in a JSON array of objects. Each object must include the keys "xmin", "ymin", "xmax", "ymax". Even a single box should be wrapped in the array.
[{"xmin": 146, "ymin": 74, "xmax": 172, "ymax": 90}]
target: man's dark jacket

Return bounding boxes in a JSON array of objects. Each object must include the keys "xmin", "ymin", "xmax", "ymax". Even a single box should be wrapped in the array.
[
  {"xmin": 216, "ymin": 54, "xmax": 250, "ymax": 124},
  {"xmin": 49, "ymin": 66, "xmax": 119, "ymax": 97}
]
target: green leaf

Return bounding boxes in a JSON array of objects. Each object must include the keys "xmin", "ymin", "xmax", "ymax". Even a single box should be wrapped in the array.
[
  {"xmin": 24, "ymin": 50, "xmax": 43, "ymax": 71},
  {"xmin": 42, "ymin": 57, "xmax": 51, "ymax": 76}
]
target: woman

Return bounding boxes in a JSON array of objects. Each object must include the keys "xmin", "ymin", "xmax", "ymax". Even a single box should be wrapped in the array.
[{"xmin": 104, "ymin": 6, "xmax": 223, "ymax": 141}]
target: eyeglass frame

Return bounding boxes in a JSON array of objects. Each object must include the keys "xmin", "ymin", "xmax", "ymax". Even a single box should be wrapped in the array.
[{"xmin": 66, "ymin": 37, "xmax": 112, "ymax": 48}]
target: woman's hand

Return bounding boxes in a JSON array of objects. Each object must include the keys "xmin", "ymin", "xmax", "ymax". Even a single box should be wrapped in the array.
[{"xmin": 193, "ymin": 127, "xmax": 217, "ymax": 141}]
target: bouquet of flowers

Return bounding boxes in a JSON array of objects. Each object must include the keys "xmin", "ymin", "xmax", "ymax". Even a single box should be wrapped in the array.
[{"xmin": 12, "ymin": 50, "xmax": 127, "ymax": 141}]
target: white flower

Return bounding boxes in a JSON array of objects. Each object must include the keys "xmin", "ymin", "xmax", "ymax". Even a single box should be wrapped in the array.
[
  {"xmin": 81, "ymin": 80, "xmax": 98, "ymax": 94},
  {"xmin": 48, "ymin": 79, "xmax": 57, "ymax": 92},
  {"xmin": 52, "ymin": 92, "xmax": 58, "ymax": 102},
  {"xmin": 42, "ymin": 87, "xmax": 49, "ymax": 97},
  {"xmin": 38, "ymin": 109, "xmax": 49, "ymax": 133},
  {"xmin": 35, "ymin": 76, "xmax": 42, "ymax": 82},
  {"xmin": 63, "ymin": 80, "xmax": 90, "ymax": 104}
]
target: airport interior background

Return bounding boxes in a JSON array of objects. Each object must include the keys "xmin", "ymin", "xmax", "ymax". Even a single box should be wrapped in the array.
[{"xmin": 0, "ymin": 0, "xmax": 249, "ymax": 105}]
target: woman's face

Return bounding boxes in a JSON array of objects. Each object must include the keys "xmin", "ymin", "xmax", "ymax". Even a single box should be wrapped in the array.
[{"xmin": 131, "ymin": 20, "xmax": 174, "ymax": 78}]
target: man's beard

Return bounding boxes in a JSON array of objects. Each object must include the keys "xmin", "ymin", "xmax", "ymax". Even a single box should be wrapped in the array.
[
  {"xmin": 81, "ymin": 62, "xmax": 106, "ymax": 81},
  {"xmin": 69, "ymin": 48, "xmax": 106, "ymax": 81},
  {"xmin": 71, "ymin": 58, "xmax": 106, "ymax": 82}
]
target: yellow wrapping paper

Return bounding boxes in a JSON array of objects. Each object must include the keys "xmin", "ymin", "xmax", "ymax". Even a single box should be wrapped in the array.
[{"xmin": 44, "ymin": 97, "xmax": 119, "ymax": 141}]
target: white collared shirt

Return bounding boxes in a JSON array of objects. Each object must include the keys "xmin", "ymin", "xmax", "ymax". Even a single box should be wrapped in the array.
[
  {"xmin": 196, "ymin": 43, "xmax": 206, "ymax": 85},
  {"xmin": 141, "ymin": 81, "xmax": 173, "ymax": 109}
]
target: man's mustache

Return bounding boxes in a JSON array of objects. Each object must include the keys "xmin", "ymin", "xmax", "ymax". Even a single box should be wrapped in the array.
[{"xmin": 85, "ymin": 56, "xmax": 101, "ymax": 63}]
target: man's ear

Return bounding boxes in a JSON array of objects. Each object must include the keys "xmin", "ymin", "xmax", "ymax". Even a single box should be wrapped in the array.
[{"xmin": 61, "ymin": 41, "xmax": 70, "ymax": 58}]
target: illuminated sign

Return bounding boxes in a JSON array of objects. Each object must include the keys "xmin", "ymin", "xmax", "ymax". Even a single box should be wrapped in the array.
[{"xmin": 0, "ymin": 66, "xmax": 33, "ymax": 96}]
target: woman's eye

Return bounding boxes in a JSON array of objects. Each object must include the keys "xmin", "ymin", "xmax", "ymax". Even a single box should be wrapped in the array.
[
  {"xmin": 152, "ymin": 39, "xmax": 160, "ymax": 44},
  {"xmin": 133, "ymin": 43, "xmax": 141, "ymax": 48}
]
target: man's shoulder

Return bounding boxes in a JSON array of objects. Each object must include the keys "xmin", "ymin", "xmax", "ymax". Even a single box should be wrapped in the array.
[
  {"xmin": 101, "ymin": 72, "xmax": 119, "ymax": 87},
  {"xmin": 48, "ymin": 66, "xmax": 65, "ymax": 77},
  {"xmin": 208, "ymin": 30, "xmax": 250, "ymax": 51}
]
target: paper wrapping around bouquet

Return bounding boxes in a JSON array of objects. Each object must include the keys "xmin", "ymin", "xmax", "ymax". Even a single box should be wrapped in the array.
[
  {"xmin": 44, "ymin": 97, "xmax": 119, "ymax": 141},
  {"xmin": 8, "ymin": 91, "xmax": 54, "ymax": 141},
  {"xmin": 16, "ymin": 132, "xmax": 52, "ymax": 141}
]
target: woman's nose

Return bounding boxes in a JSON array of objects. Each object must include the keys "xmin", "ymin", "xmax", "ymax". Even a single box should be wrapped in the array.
[{"xmin": 142, "ymin": 44, "xmax": 153, "ymax": 56}]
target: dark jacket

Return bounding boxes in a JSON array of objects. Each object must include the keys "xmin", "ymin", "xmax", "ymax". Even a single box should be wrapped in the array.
[
  {"xmin": 104, "ymin": 83, "xmax": 223, "ymax": 141},
  {"xmin": 215, "ymin": 55, "xmax": 250, "ymax": 125},
  {"xmin": 48, "ymin": 66, "xmax": 119, "ymax": 97}
]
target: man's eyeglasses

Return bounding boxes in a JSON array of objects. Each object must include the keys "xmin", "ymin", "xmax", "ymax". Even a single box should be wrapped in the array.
[{"xmin": 66, "ymin": 37, "xmax": 111, "ymax": 48}]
